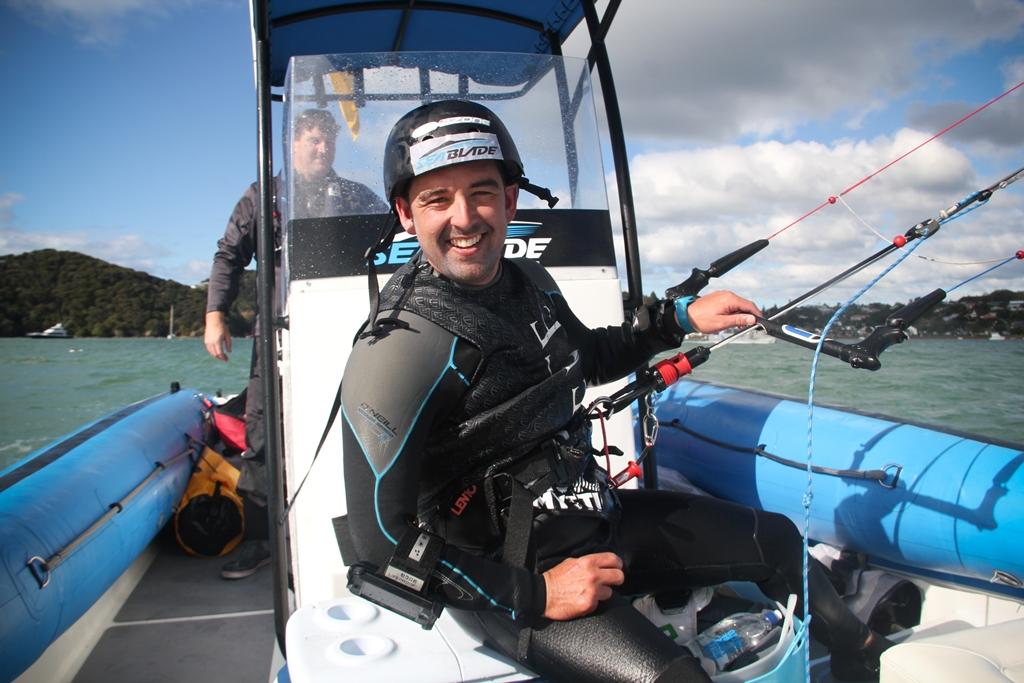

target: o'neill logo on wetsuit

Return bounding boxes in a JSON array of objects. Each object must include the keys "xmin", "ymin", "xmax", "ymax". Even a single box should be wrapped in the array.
[
  {"xmin": 373, "ymin": 221, "xmax": 551, "ymax": 266},
  {"xmin": 357, "ymin": 402, "xmax": 398, "ymax": 445}
]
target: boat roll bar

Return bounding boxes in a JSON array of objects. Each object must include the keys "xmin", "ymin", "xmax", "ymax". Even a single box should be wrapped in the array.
[{"xmin": 249, "ymin": 0, "xmax": 292, "ymax": 654}]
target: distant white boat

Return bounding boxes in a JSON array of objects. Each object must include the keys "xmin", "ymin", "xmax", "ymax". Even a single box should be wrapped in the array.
[
  {"xmin": 990, "ymin": 330, "xmax": 1006, "ymax": 340},
  {"xmin": 695, "ymin": 326, "xmax": 777, "ymax": 344},
  {"xmin": 26, "ymin": 322, "xmax": 72, "ymax": 339},
  {"xmin": 167, "ymin": 305, "xmax": 175, "ymax": 339},
  {"xmin": 733, "ymin": 327, "xmax": 776, "ymax": 344}
]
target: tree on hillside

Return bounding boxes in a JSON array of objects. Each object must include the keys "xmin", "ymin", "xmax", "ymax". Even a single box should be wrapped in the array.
[{"xmin": 0, "ymin": 250, "xmax": 255, "ymax": 338}]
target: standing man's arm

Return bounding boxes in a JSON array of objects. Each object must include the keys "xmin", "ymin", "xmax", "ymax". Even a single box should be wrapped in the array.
[{"xmin": 205, "ymin": 182, "xmax": 259, "ymax": 361}]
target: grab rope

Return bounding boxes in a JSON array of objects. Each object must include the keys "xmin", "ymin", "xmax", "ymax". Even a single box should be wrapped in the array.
[{"xmin": 658, "ymin": 418, "xmax": 900, "ymax": 485}]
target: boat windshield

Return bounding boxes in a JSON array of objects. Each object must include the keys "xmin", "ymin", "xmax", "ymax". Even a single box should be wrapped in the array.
[{"xmin": 280, "ymin": 51, "xmax": 612, "ymax": 288}]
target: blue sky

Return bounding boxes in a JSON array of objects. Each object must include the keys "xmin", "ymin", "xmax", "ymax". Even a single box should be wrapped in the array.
[
  {"xmin": 1, "ymin": 0, "xmax": 1022, "ymax": 306},
  {"xmin": 1, "ymin": 1, "xmax": 255, "ymax": 284}
]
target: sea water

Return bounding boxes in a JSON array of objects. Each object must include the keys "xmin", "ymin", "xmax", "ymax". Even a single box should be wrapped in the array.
[
  {"xmin": 0, "ymin": 337, "xmax": 252, "ymax": 470},
  {"xmin": 1, "ymin": 337, "xmax": 1022, "ymax": 470}
]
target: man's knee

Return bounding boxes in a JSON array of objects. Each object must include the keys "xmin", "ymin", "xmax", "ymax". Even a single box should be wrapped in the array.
[{"xmin": 757, "ymin": 510, "xmax": 801, "ymax": 559}]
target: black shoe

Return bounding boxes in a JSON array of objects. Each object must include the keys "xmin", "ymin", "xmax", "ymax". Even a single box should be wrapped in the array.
[{"xmin": 221, "ymin": 540, "xmax": 271, "ymax": 580}]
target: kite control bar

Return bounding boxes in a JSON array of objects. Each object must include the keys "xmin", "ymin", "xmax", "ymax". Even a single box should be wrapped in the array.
[
  {"xmin": 595, "ymin": 287, "xmax": 948, "ymax": 419},
  {"xmin": 756, "ymin": 288, "xmax": 947, "ymax": 370},
  {"xmin": 604, "ymin": 241, "xmax": 765, "ymax": 418}
]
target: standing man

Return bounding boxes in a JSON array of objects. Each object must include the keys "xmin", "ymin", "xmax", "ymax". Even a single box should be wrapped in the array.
[
  {"xmin": 341, "ymin": 100, "xmax": 892, "ymax": 681},
  {"xmin": 206, "ymin": 108, "xmax": 386, "ymax": 580}
]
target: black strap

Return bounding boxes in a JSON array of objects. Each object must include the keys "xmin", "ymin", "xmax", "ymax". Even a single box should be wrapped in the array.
[
  {"xmin": 502, "ymin": 483, "xmax": 537, "ymax": 664},
  {"xmin": 358, "ymin": 213, "xmax": 402, "ymax": 342},
  {"xmin": 502, "ymin": 484, "xmax": 534, "ymax": 569}
]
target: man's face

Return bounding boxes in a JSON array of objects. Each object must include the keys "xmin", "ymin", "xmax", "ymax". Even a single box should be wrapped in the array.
[
  {"xmin": 395, "ymin": 161, "xmax": 517, "ymax": 287},
  {"xmin": 292, "ymin": 125, "xmax": 336, "ymax": 181}
]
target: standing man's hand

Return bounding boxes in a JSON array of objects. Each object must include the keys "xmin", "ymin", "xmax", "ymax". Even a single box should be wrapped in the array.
[
  {"xmin": 683, "ymin": 291, "xmax": 762, "ymax": 334},
  {"xmin": 542, "ymin": 552, "xmax": 624, "ymax": 620},
  {"xmin": 204, "ymin": 311, "xmax": 232, "ymax": 362}
]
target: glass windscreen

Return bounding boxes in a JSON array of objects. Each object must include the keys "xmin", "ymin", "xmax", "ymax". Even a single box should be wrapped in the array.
[{"xmin": 281, "ymin": 51, "xmax": 613, "ymax": 283}]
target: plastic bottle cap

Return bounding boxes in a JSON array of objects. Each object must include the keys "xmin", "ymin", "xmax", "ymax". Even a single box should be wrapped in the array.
[{"xmin": 765, "ymin": 609, "xmax": 783, "ymax": 626}]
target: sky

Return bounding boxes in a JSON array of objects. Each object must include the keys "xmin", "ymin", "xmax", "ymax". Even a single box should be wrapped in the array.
[{"xmin": 1, "ymin": 0, "xmax": 1022, "ymax": 307}]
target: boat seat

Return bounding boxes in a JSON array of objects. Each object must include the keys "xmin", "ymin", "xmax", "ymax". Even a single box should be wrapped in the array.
[{"xmin": 881, "ymin": 618, "xmax": 1024, "ymax": 683}]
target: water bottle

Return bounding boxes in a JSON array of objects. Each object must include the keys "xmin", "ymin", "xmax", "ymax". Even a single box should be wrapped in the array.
[{"xmin": 686, "ymin": 608, "xmax": 783, "ymax": 673}]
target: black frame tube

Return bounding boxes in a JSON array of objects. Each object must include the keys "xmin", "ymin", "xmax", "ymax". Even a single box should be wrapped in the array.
[
  {"xmin": 581, "ymin": 0, "xmax": 642, "ymax": 311},
  {"xmin": 581, "ymin": 0, "xmax": 656, "ymax": 487},
  {"xmin": 251, "ymin": 0, "xmax": 290, "ymax": 655}
]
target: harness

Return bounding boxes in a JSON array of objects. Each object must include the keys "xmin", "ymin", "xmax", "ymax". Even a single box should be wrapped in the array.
[{"xmin": 341, "ymin": 254, "xmax": 616, "ymax": 631}]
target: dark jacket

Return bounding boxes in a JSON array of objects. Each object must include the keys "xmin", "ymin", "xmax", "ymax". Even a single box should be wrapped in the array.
[{"xmin": 207, "ymin": 172, "xmax": 387, "ymax": 314}]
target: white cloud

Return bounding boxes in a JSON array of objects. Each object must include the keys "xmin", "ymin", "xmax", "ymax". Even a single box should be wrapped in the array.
[
  {"xmin": 0, "ymin": 227, "xmax": 184, "ymax": 279},
  {"xmin": 625, "ymin": 131, "xmax": 1023, "ymax": 304},
  {"xmin": 181, "ymin": 258, "xmax": 213, "ymax": 284},
  {"xmin": 3, "ymin": 0, "xmax": 190, "ymax": 45},
  {"xmin": 572, "ymin": 0, "xmax": 1024, "ymax": 144},
  {"xmin": 0, "ymin": 192, "xmax": 24, "ymax": 226},
  {"xmin": 1005, "ymin": 57, "xmax": 1024, "ymax": 86}
]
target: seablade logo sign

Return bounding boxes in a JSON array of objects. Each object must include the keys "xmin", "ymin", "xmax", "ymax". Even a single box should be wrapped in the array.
[
  {"xmin": 503, "ymin": 220, "xmax": 550, "ymax": 259},
  {"xmin": 288, "ymin": 208, "xmax": 616, "ymax": 281},
  {"xmin": 373, "ymin": 220, "xmax": 552, "ymax": 266}
]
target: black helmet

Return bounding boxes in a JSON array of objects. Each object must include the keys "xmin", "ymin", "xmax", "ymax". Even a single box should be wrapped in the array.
[{"xmin": 383, "ymin": 100, "xmax": 524, "ymax": 204}]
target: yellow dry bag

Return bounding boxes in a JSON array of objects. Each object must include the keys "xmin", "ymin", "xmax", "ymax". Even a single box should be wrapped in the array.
[{"xmin": 174, "ymin": 447, "xmax": 244, "ymax": 557}]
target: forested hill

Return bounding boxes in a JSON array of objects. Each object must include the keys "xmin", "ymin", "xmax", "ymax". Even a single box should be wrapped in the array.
[
  {"xmin": 0, "ymin": 250, "xmax": 256, "ymax": 338},
  {"xmin": 765, "ymin": 289, "xmax": 1024, "ymax": 338}
]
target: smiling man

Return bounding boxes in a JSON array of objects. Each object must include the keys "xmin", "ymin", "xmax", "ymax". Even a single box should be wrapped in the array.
[{"xmin": 340, "ymin": 100, "xmax": 891, "ymax": 682}]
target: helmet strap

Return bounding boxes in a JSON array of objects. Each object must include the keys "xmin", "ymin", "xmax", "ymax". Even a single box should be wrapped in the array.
[{"xmin": 355, "ymin": 213, "xmax": 406, "ymax": 343}]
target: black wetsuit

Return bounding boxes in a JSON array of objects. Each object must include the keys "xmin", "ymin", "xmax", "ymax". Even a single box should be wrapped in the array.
[
  {"xmin": 207, "ymin": 172, "xmax": 387, "ymax": 481},
  {"xmin": 342, "ymin": 256, "xmax": 873, "ymax": 683}
]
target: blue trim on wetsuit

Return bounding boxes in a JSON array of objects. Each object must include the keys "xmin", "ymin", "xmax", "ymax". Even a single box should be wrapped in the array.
[
  {"xmin": 440, "ymin": 559, "xmax": 516, "ymax": 619},
  {"xmin": 341, "ymin": 406, "xmax": 398, "ymax": 545},
  {"xmin": 447, "ymin": 339, "xmax": 471, "ymax": 386}
]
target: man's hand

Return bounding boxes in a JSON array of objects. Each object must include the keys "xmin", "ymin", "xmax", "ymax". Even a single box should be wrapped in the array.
[
  {"xmin": 684, "ymin": 291, "xmax": 762, "ymax": 334},
  {"xmin": 204, "ymin": 311, "xmax": 232, "ymax": 362},
  {"xmin": 542, "ymin": 552, "xmax": 624, "ymax": 620}
]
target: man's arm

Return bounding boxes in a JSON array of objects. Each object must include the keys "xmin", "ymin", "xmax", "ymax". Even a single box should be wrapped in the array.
[
  {"xmin": 205, "ymin": 182, "xmax": 259, "ymax": 361},
  {"xmin": 552, "ymin": 287, "xmax": 759, "ymax": 386}
]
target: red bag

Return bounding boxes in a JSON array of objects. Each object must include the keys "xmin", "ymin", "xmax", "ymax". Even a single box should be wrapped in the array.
[{"xmin": 211, "ymin": 389, "xmax": 247, "ymax": 454}]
